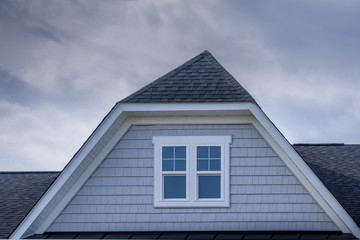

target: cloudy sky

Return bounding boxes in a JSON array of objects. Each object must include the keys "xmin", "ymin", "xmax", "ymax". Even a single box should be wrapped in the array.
[{"xmin": 1, "ymin": 0, "xmax": 360, "ymax": 171}]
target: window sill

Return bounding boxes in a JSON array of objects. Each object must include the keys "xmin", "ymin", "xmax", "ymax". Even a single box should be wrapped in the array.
[{"xmin": 154, "ymin": 200, "xmax": 230, "ymax": 208}]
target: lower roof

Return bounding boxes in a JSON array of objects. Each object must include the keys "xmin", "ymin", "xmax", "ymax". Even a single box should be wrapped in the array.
[
  {"xmin": 294, "ymin": 144, "xmax": 360, "ymax": 228},
  {"xmin": 0, "ymin": 172, "xmax": 59, "ymax": 239},
  {"xmin": 25, "ymin": 231, "xmax": 357, "ymax": 240}
]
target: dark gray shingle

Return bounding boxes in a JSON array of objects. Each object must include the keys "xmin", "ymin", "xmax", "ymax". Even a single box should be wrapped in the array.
[
  {"xmin": 26, "ymin": 231, "xmax": 357, "ymax": 239},
  {"xmin": 0, "ymin": 172, "xmax": 59, "ymax": 238},
  {"xmin": 294, "ymin": 144, "xmax": 360, "ymax": 227},
  {"xmin": 120, "ymin": 50, "xmax": 256, "ymax": 103}
]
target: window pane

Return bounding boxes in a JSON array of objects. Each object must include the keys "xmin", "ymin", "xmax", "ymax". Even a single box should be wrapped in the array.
[
  {"xmin": 210, "ymin": 146, "xmax": 221, "ymax": 158},
  {"xmin": 162, "ymin": 146, "xmax": 186, "ymax": 171},
  {"xmin": 197, "ymin": 160, "xmax": 208, "ymax": 171},
  {"xmin": 164, "ymin": 176, "xmax": 186, "ymax": 199},
  {"xmin": 197, "ymin": 146, "xmax": 221, "ymax": 171},
  {"xmin": 198, "ymin": 176, "xmax": 220, "ymax": 198},
  {"xmin": 197, "ymin": 146, "xmax": 208, "ymax": 158},
  {"xmin": 162, "ymin": 147, "xmax": 174, "ymax": 159},
  {"xmin": 175, "ymin": 160, "xmax": 186, "ymax": 171},
  {"xmin": 210, "ymin": 160, "xmax": 221, "ymax": 171},
  {"xmin": 162, "ymin": 160, "xmax": 173, "ymax": 171},
  {"xmin": 175, "ymin": 146, "xmax": 186, "ymax": 158}
]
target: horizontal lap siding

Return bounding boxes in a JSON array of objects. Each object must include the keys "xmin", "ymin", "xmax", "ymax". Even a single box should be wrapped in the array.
[{"xmin": 48, "ymin": 124, "xmax": 338, "ymax": 232}]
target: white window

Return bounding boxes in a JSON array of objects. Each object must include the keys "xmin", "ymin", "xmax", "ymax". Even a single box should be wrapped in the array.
[{"xmin": 153, "ymin": 136, "xmax": 231, "ymax": 207}]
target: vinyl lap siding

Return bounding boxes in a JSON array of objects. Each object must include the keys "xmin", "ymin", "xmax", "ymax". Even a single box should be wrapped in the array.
[{"xmin": 47, "ymin": 124, "xmax": 338, "ymax": 232}]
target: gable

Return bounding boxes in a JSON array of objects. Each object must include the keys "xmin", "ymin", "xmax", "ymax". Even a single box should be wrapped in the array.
[
  {"xmin": 11, "ymin": 105, "xmax": 360, "ymax": 238},
  {"xmin": 48, "ymin": 124, "xmax": 339, "ymax": 232},
  {"xmin": 9, "ymin": 51, "xmax": 360, "ymax": 239}
]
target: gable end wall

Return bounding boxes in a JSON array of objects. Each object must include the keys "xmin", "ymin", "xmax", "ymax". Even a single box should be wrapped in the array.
[{"xmin": 47, "ymin": 124, "xmax": 338, "ymax": 232}]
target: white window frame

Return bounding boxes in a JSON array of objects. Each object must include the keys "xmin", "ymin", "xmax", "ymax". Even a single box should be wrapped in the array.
[{"xmin": 153, "ymin": 135, "xmax": 232, "ymax": 207}]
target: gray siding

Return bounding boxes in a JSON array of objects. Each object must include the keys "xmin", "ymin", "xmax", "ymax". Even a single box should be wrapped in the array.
[{"xmin": 48, "ymin": 124, "xmax": 338, "ymax": 232}]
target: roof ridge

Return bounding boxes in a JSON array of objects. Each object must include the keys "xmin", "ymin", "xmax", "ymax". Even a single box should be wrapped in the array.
[
  {"xmin": 293, "ymin": 143, "xmax": 345, "ymax": 146},
  {"xmin": 119, "ymin": 51, "xmax": 209, "ymax": 103},
  {"xmin": 202, "ymin": 52, "xmax": 256, "ymax": 103},
  {"xmin": 292, "ymin": 143, "xmax": 360, "ymax": 147},
  {"xmin": 294, "ymin": 143, "xmax": 360, "ymax": 147}
]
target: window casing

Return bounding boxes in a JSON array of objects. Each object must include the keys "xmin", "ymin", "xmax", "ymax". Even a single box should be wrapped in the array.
[{"xmin": 153, "ymin": 136, "xmax": 231, "ymax": 207}]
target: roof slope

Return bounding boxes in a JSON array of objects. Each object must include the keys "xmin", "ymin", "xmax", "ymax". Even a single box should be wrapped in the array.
[
  {"xmin": 294, "ymin": 144, "xmax": 360, "ymax": 227},
  {"xmin": 0, "ymin": 172, "xmax": 59, "ymax": 238},
  {"xmin": 120, "ymin": 50, "xmax": 255, "ymax": 103}
]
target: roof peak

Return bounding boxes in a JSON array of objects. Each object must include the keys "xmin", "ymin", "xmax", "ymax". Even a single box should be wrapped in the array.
[{"xmin": 119, "ymin": 50, "xmax": 256, "ymax": 104}]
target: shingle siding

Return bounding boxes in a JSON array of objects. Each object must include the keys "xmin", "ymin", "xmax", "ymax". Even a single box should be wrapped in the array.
[{"xmin": 47, "ymin": 124, "xmax": 338, "ymax": 232}]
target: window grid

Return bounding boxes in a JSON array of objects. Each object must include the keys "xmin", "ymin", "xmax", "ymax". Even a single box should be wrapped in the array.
[
  {"xmin": 153, "ymin": 135, "xmax": 231, "ymax": 207},
  {"xmin": 197, "ymin": 146, "xmax": 221, "ymax": 199},
  {"xmin": 197, "ymin": 146, "xmax": 221, "ymax": 171},
  {"xmin": 162, "ymin": 146, "xmax": 186, "ymax": 171},
  {"xmin": 162, "ymin": 146, "xmax": 187, "ymax": 199}
]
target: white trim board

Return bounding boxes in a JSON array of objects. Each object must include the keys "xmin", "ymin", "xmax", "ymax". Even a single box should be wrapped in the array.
[
  {"xmin": 10, "ymin": 102, "xmax": 360, "ymax": 238},
  {"xmin": 153, "ymin": 135, "xmax": 231, "ymax": 207}
]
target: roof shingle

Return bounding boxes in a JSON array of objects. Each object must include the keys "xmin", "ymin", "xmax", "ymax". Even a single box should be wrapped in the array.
[
  {"xmin": 0, "ymin": 172, "xmax": 59, "ymax": 238},
  {"xmin": 294, "ymin": 144, "xmax": 360, "ymax": 228},
  {"xmin": 120, "ymin": 50, "xmax": 256, "ymax": 104}
]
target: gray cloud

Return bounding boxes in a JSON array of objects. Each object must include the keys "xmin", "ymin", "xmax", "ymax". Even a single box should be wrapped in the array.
[
  {"xmin": 26, "ymin": 25, "xmax": 62, "ymax": 43},
  {"xmin": 0, "ymin": 66, "xmax": 40, "ymax": 105},
  {"xmin": 1, "ymin": 0, "xmax": 360, "ymax": 170}
]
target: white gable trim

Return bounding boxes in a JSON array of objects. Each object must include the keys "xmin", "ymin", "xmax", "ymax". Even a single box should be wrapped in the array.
[
  {"xmin": 248, "ymin": 106, "xmax": 360, "ymax": 238},
  {"xmin": 10, "ymin": 103, "xmax": 360, "ymax": 238}
]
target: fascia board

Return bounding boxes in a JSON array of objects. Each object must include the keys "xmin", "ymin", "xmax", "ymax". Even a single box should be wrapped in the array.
[
  {"xmin": 10, "ymin": 102, "xmax": 360, "ymax": 238},
  {"xmin": 10, "ymin": 103, "xmax": 125, "ymax": 239},
  {"xmin": 247, "ymin": 104, "xmax": 360, "ymax": 238},
  {"xmin": 34, "ymin": 117, "xmax": 133, "ymax": 235},
  {"xmin": 118, "ymin": 102, "xmax": 254, "ymax": 112}
]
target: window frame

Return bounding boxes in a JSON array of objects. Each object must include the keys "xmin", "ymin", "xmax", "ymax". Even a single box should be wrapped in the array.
[{"xmin": 153, "ymin": 136, "xmax": 231, "ymax": 207}]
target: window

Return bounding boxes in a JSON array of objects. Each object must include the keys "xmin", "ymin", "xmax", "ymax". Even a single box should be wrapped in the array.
[
  {"xmin": 153, "ymin": 136, "xmax": 231, "ymax": 207},
  {"xmin": 162, "ymin": 146, "xmax": 186, "ymax": 199},
  {"xmin": 197, "ymin": 146, "xmax": 221, "ymax": 199}
]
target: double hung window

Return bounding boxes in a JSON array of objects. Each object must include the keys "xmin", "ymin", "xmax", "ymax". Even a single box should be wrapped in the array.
[
  {"xmin": 153, "ymin": 136, "xmax": 231, "ymax": 207},
  {"xmin": 162, "ymin": 146, "xmax": 187, "ymax": 199}
]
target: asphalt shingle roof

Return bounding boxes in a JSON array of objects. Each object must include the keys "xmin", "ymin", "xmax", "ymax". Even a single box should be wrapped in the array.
[
  {"xmin": 26, "ymin": 231, "xmax": 357, "ymax": 239},
  {"xmin": 294, "ymin": 144, "xmax": 360, "ymax": 228},
  {"xmin": 0, "ymin": 172, "xmax": 59, "ymax": 238},
  {"xmin": 120, "ymin": 50, "xmax": 256, "ymax": 103}
]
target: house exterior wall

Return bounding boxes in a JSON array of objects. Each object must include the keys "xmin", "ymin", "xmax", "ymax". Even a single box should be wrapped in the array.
[{"xmin": 47, "ymin": 124, "xmax": 338, "ymax": 232}]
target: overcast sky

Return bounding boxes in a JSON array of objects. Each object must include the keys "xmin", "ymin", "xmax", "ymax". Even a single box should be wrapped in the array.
[{"xmin": 1, "ymin": 0, "xmax": 360, "ymax": 171}]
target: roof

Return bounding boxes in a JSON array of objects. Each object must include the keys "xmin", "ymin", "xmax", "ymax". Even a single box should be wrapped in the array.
[
  {"xmin": 294, "ymin": 144, "xmax": 360, "ymax": 228},
  {"xmin": 119, "ymin": 50, "xmax": 256, "ymax": 103},
  {"xmin": 26, "ymin": 231, "xmax": 357, "ymax": 239},
  {"xmin": 0, "ymin": 172, "xmax": 59, "ymax": 238}
]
